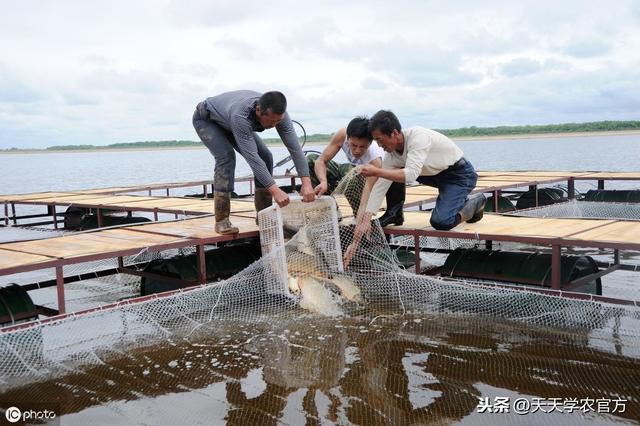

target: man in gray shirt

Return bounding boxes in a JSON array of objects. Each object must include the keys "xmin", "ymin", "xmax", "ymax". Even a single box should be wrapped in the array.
[{"xmin": 193, "ymin": 90, "xmax": 315, "ymax": 234}]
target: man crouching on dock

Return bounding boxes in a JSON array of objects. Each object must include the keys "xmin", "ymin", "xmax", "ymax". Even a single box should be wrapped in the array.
[
  {"xmin": 344, "ymin": 110, "xmax": 486, "ymax": 266},
  {"xmin": 193, "ymin": 90, "xmax": 315, "ymax": 234}
]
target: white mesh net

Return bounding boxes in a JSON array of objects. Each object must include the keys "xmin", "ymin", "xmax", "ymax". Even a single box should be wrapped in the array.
[
  {"xmin": 1, "ymin": 176, "xmax": 640, "ymax": 423},
  {"xmin": 506, "ymin": 200, "xmax": 640, "ymax": 220},
  {"xmin": 258, "ymin": 196, "xmax": 344, "ymax": 301}
]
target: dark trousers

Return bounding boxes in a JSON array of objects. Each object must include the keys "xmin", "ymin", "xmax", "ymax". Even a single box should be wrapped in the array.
[
  {"xmin": 416, "ymin": 158, "xmax": 477, "ymax": 230},
  {"xmin": 192, "ymin": 103, "xmax": 272, "ymax": 192}
]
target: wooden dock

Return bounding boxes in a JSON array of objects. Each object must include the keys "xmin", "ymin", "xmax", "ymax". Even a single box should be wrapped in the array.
[
  {"xmin": 385, "ymin": 211, "xmax": 640, "ymax": 286},
  {"xmin": 1, "ymin": 170, "xmax": 639, "ymax": 324},
  {"xmin": 3, "ymin": 171, "xmax": 640, "ymax": 226},
  {"xmin": 0, "ymin": 215, "xmax": 259, "ymax": 315}
]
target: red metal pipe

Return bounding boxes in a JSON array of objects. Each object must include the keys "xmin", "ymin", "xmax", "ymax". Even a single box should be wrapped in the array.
[
  {"xmin": 52, "ymin": 203, "xmax": 58, "ymax": 229},
  {"xmin": 197, "ymin": 244, "xmax": 206, "ymax": 284},
  {"xmin": 56, "ymin": 266, "xmax": 65, "ymax": 314},
  {"xmin": 414, "ymin": 234, "xmax": 421, "ymax": 273},
  {"xmin": 551, "ymin": 245, "xmax": 561, "ymax": 290}
]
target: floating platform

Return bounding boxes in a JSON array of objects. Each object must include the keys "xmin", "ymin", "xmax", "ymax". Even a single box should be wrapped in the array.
[
  {"xmin": 0, "ymin": 215, "xmax": 259, "ymax": 317},
  {"xmin": 1, "ymin": 170, "xmax": 640, "ymax": 327},
  {"xmin": 5, "ymin": 170, "xmax": 639, "ymax": 226},
  {"xmin": 0, "ymin": 174, "xmax": 298, "ymax": 227},
  {"xmin": 384, "ymin": 212, "xmax": 640, "ymax": 296}
]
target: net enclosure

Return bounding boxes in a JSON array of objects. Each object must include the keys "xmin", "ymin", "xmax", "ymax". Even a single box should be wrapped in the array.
[
  {"xmin": 506, "ymin": 200, "xmax": 640, "ymax": 220},
  {"xmin": 1, "ymin": 176, "xmax": 639, "ymax": 424}
]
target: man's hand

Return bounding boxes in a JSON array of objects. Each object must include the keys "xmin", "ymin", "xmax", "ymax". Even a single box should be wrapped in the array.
[
  {"xmin": 354, "ymin": 216, "xmax": 372, "ymax": 239},
  {"xmin": 343, "ymin": 213, "xmax": 373, "ymax": 268},
  {"xmin": 343, "ymin": 242, "xmax": 358, "ymax": 269},
  {"xmin": 314, "ymin": 181, "xmax": 328, "ymax": 196},
  {"xmin": 299, "ymin": 178, "xmax": 316, "ymax": 203},
  {"xmin": 358, "ymin": 164, "xmax": 380, "ymax": 177},
  {"xmin": 269, "ymin": 186, "xmax": 290, "ymax": 208}
]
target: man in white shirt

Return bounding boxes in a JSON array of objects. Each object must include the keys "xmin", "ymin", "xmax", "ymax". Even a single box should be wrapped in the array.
[
  {"xmin": 345, "ymin": 110, "xmax": 486, "ymax": 265},
  {"xmin": 310, "ymin": 116, "xmax": 406, "ymax": 225}
]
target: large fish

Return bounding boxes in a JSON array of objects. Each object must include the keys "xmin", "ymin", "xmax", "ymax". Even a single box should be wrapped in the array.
[{"xmin": 285, "ymin": 226, "xmax": 362, "ymax": 315}]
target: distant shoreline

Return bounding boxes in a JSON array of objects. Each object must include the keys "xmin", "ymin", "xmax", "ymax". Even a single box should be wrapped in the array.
[
  {"xmin": 2, "ymin": 129, "xmax": 639, "ymax": 154},
  {"xmin": 450, "ymin": 129, "xmax": 640, "ymax": 141}
]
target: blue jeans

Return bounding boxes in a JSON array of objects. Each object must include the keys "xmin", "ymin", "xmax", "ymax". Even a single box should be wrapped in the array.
[
  {"xmin": 192, "ymin": 103, "xmax": 272, "ymax": 192},
  {"xmin": 416, "ymin": 158, "xmax": 478, "ymax": 230}
]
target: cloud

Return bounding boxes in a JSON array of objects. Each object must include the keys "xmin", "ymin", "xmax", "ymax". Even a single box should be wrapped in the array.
[
  {"xmin": 0, "ymin": 64, "xmax": 40, "ymax": 103},
  {"xmin": 500, "ymin": 58, "xmax": 544, "ymax": 77},
  {"xmin": 62, "ymin": 91, "xmax": 100, "ymax": 106},
  {"xmin": 78, "ymin": 68, "xmax": 169, "ymax": 95},
  {"xmin": 164, "ymin": 0, "xmax": 299, "ymax": 28},
  {"xmin": 563, "ymin": 39, "xmax": 612, "ymax": 58},
  {"xmin": 633, "ymin": 1, "xmax": 640, "ymax": 21},
  {"xmin": 1, "ymin": 1, "xmax": 639, "ymax": 149},
  {"xmin": 394, "ymin": 57, "xmax": 482, "ymax": 88},
  {"xmin": 80, "ymin": 55, "xmax": 114, "ymax": 67},
  {"xmin": 361, "ymin": 77, "xmax": 390, "ymax": 91},
  {"xmin": 213, "ymin": 36, "xmax": 262, "ymax": 61},
  {"xmin": 465, "ymin": 67, "xmax": 640, "ymax": 125},
  {"xmin": 280, "ymin": 30, "xmax": 483, "ymax": 89}
]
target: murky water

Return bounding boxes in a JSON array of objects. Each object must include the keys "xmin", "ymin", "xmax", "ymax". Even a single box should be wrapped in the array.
[
  {"xmin": 2, "ymin": 135, "xmax": 640, "ymax": 424},
  {"xmin": 1, "ymin": 312, "xmax": 638, "ymax": 425}
]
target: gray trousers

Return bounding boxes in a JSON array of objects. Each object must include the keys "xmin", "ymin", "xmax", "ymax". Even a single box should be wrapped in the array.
[{"xmin": 192, "ymin": 103, "xmax": 273, "ymax": 192}]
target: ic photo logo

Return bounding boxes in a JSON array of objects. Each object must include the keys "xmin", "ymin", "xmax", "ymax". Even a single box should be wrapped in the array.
[
  {"xmin": 4, "ymin": 405, "xmax": 57, "ymax": 423},
  {"xmin": 4, "ymin": 406, "xmax": 21, "ymax": 423}
]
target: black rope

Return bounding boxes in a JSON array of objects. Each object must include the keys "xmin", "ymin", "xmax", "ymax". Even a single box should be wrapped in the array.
[
  {"xmin": 292, "ymin": 119, "xmax": 307, "ymax": 148},
  {"xmin": 275, "ymin": 119, "xmax": 321, "ymax": 173}
]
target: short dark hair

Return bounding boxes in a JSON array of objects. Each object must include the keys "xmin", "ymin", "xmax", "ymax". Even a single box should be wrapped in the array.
[
  {"xmin": 369, "ymin": 110, "xmax": 402, "ymax": 136},
  {"xmin": 346, "ymin": 116, "xmax": 371, "ymax": 141},
  {"xmin": 258, "ymin": 91, "xmax": 287, "ymax": 115}
]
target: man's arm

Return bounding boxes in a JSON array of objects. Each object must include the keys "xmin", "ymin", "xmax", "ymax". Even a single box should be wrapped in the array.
[
  {"xmin": 359, "ymin": 164, "xmax": 405, "ymax": 182},
  {"xmin": 403, "ymin": 131, "xmax": 430, "ymax": 183},
  {"xmin": 353, "ymin": 158, "xmax": 381, "ymax": 218},
  {"xmin": 344, "ymin": 175, "xmax": 387, "ymax": 268},
  {"xmin": 314, "ymin": 128, "xmax": 346, "ymax": 195},
  {"xmin": 276, "ymin": 113, "xmax": 315, "ymax": 202},
  {"xmin": 228, "ymin": 114, "xmax": 291, "ymax": 207},
  {"xmin": 230, "ymin": 115, "xmax": 277, "ymax": 189},
  {"xmin": 361, "ymin": 130, "xmax": 430, "ymax": 184}
]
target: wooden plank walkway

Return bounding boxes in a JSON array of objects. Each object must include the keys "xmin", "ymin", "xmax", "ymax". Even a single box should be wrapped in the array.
[
  {"xmin": 2, "ymin": 208, "xmax": 639, "ymax": 284},
  {"xmin": 386, "ymin": 211, "xmax": 637, "ymax": 244},
  {"xmin": 0, "ymin": 193, "xmax": 256, "ymax": 219},
  {"xmin": 3, "ymin": 171, "xmax": 640, "ymax": 221},
  {"xmin": 0, "ymin": 215, "xmax": 259, "ymax": 276},
  {"xmin": 383, "ymin": 211, "xmax": 640, "ymax": 292},
  {"xmin": 1, "ymin": 170, "xmax": 638, "ymax": 327},
  {"xmin": 0, "ymin": 214, "xmax": 260, "ymax": 315}
]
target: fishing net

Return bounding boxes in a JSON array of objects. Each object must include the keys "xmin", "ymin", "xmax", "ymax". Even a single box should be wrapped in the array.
[
  {"xmin": 506, "ymin": 200, "xmax": 640, "ymax": 220},
  {"xmin": 1, "ymin": 174, "xmax": 640, "ymax": 424}
]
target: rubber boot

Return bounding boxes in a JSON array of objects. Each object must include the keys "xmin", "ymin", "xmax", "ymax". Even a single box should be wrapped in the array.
[
  {"xmin": 214, "ymin": 192, "xmax": 239, "ymax": 235},
  {"xmin": 254, "ymin": 187, "xmax": 273, "ymax": 224},
  {"xmin": 458, "ymin": 193, "xmax": 487, "ymax": 223},
  {"xmin": 378, "ymin": 182, "xmax": 406, "ymax": 227},
  {"xmin": 467, "ymin": 193, "xmax": 488, "ymax": 223}
]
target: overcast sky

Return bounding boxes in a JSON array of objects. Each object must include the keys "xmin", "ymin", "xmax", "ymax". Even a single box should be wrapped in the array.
[{"xmin": 1, "ymin": 0, "xmax": 639, "ymax": 148}]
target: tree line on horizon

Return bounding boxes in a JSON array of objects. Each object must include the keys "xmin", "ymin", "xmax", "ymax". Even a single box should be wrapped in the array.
[
  {"xmin": 2, "ymin": 120, "xmax": 639, "ymax": 151},
  {"xmin": 438, "ymin": 120, "xmax": 640, "ymax": 137}
]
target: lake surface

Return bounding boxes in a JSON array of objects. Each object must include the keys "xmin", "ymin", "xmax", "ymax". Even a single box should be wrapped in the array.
[
  {"xmin": 1, "ymin": 133, "xmax": 640, "ymax": 196},
  {"xmin": 2, "ymin": 312, "xmax": 638, "ymax": 425}
]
